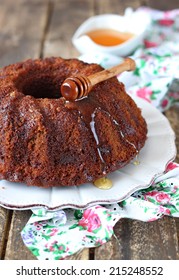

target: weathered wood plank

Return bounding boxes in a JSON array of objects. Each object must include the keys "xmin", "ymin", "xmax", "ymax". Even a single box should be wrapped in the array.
[
  {"xmin": 146, "ymin": 0, "xmax": 179, "ymax": 258},
  {"xmin": 43, "ymin": 0, "xmax": 95, "ymax": 58},
  {"xmin": 95, "ymin": 217, "xmax": 179, "ymax": 259},
  {"xmin": 0, "ymin": 0, "xmax": 48, "ymax": 67},
  {"xmin": 0, "ymin": 207, "xmax": 12, "ymax": 259},
  {"xmin": 165, "ymin": 107, "xmax": 179, "ymax": 164},
  {"xmin": 66, "ymin": 249, "xmax": 90, "ymax": 260},
  {"xmin": 4, "ymin": 210, "xmax": 36, "ymax": 260},
  {"xmin": 146, "ymin": 0, "xmax": 179, "ymax": 10},
  {"xmin": 95, "ymin": 0, "xmax": 142, "ymax": 14},
  {"xmin": 0, "ymin": 0, "xmax": 49, "ymax": 260},
  {"xmin": 165, "ymin": 106, "xmax": 179, "ymax": 243},
  {"xmin": 175, "ymin": 218, "xmax": 179, "ymax": 248}
]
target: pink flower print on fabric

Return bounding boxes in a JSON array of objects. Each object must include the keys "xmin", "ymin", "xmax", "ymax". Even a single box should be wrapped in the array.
[
  {"xmin": 95, "ymin": 238, "xmax": 105, "ymax": 246},
  {"xmin": 155, "ymin": 192, "xmax": 171, "ymax": 203},
  {"xmin": 144, "ymin": 190, "xmax": 171, "ymax": 205},
  {"xmin": 78, "ymin": 208, "xmax": 101, "ymax": 233},
  {"xmin": 144, "ymin": 40, "xmax": 159, "ymax": 48},
  {"xmin": 34, "ymin": 222, "xmax": 44, "ymax": 231},
  {"xmin": 166, "ymin": 162, "xmax": 179, "ymax": 172},
  {"xmin": 158, "ymin": 19, "xmax": 175, "ymax": 26},
  {"xmin": 45, "ymin": 241, "xmax": 57, "ymax": 252},
  {"xmin": 159, "ymin": 206, "xmax": 171, "ymax": 215},
  {"xmin": 161, "ymin": 98, "xmax": 169, "ymax": 109},
  {"xmin": 168, "ymin": 92, "xmax": 179, "ymax": 100},
  {"xmin": 172, "ymin": 185, "xmax": 178, "ymax": 194},
  {"xmin": 135, "ymin": 87, "xmax": 153, "ymax": 102},
  {"xmin": 143, "ymin": 190, "xmax": 157, "ymax": 203},
  {"xmin": 45, "ymin": 241, "xmax": 69, "ymax": 255},
  {"xmin": 145, "ymin": 190, "xmax": 158, "ymax": 197},
  {"xmin": 49, "ymin": 228, "xmax": 59, "ymax": 236}
]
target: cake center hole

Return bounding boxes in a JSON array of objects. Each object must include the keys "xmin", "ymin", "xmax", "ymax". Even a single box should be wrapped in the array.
[{"xmin": 15, "ymin": 75, "xmax": 62, "ymax": 99}]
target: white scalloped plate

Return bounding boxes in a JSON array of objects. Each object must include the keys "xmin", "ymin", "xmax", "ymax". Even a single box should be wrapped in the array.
[{"xmin": 0, "ymin": 97, "xmax": 176, "ymax": 211}]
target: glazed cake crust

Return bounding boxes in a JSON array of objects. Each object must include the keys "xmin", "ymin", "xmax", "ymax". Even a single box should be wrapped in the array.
[{"xmin": 0, "ymin": 57, "xmax": 147, "ymax": 187}]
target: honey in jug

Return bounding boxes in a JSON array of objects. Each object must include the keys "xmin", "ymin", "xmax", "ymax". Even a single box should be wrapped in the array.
[{"xmin": 85, "ymin": 28, "xmax": 134, "ymax": 46}]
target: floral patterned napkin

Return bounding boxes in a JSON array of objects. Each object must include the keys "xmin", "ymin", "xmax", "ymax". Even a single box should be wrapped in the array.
[
  {"xmin": 21, "ymin": 162, "xmax": 179, "ymax": 260},
  {"xmin": 119, "ymin": 7, "xmax": 179, "ymax": 111},
  {"xmin": 21, "ymin": 7, "xmax": 179, "ymax": 260}
]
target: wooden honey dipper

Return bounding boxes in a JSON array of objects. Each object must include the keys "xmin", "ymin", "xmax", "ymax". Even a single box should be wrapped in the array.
[{"xmin": 61, "ymin": 57, "xmax": 136, "ymax": 101}]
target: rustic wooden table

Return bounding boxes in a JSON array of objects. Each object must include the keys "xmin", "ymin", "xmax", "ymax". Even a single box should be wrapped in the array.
[{"xmin": 0, "ymin": 0, "xmax": 179, "ymax": 260}]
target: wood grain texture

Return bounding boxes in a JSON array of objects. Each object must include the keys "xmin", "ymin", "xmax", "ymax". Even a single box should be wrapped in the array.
[
  {"xmin": 0, "ymin": 0, "xmax": 49, "ymax": 260},
  {"xmin": 145, "ymin": 0, "xmax": 179, "ymax": 10},
  {"xmin": 165, "ymin": 106, "xmax": 179, "ymax": 243},
  {"xmin": 0, "ymin": 207, "xmax": 11, "ymax": 259},
  {"xmin": 66, "ymin": 249, "xmax": 90, "ymax": 260},
  {"xmin": 4, "ymin": 210, "xmax": 36, "ymax": 260},
  {"xmin": 95, "ymin": 217, "xmax": 179, "ymax": 260},
  {"xmin": 94, "ymin": 0, "xmax": 142, "ymax": 14},
  {"xmin": 0, "ymin": 0, "xmax": 48, "ymax": 67},
  {"xmin": 165, "ymin": 107, "xmax": 179, "ymax": 163},
  {"xmin": 43, "ymin": 0, "xmax": 94, "ymax": 58}
]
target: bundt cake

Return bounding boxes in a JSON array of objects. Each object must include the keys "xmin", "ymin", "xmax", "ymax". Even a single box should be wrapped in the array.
[{"xmin": 0, "ymin": 57, "xmax": 147, "ymax": 187}]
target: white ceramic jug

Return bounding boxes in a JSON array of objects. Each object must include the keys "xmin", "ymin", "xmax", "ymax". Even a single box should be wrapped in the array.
[{"xmin": 72, "ymin": 9, "xmax": 151, "ymax": 56}]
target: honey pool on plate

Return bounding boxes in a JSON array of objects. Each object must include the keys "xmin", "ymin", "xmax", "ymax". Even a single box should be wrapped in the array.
[
  {"xmin": 84, "ymin": 28, "xmax": 134, "ymax": 46},
  {"xmin": 93, "ymin": 177, "xmax": 113, "ymax": 190}
]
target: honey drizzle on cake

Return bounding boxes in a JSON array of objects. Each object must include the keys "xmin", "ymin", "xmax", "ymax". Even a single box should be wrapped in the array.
[
  {"xmin": 65, "ymin": 97, "xmax": 139, "ymax": 176},
  {"xmin": 104, "ymin": 110, "xmax": 139, "ymax": 154},
  {"xmin": 65, "ymin": 99, "xmax": 107, "ymax": 174},
  {"xmin": 90, "ymin": 109, "xmax": 106, "ymax": 169}
]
